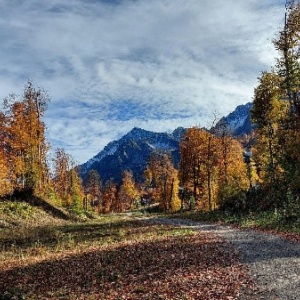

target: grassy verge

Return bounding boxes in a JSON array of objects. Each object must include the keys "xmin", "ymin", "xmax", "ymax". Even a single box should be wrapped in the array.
[{"xmin": 171, "ymin": 209, "xmax": 300, "ymax": 235}]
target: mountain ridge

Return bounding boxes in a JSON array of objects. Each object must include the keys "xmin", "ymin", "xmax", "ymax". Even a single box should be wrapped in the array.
[
  {"xmin": 80, "ymin": 127, "xmax": 186, "ymax": 184},
  {"xmin": 80, "ymin": 103, "xmax": 253, "ymax": 184}
]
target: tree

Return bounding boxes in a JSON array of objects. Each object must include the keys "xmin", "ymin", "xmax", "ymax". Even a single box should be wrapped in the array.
[
  {"xmin": 85, "ymin": 169, "xmax": 102, "ymax": 211},
  {"xmin": 144, "ymin": 152, "xmax": 180, "ymax": 213},
  {"xmin": 274, "ymin": 0, "xmax": 300, "ymax": 116},
  {"xmin": 180, "ymin": 127, "xmax": 219, "ymax": 211},
  {"xmin": 53, "ymin": 148, "xmax": 72, "ymax": 206},
  {"xmin": 217, "ymin": 137, "xmax": 249, "ymax": 210},
  {"xmin": 251, "ymin": 72, "xmax": 288, "ymax": 186},
  {"xmin": 0, "ymin": 112, "xmax": 13, "ymax": 196},
  {"xmin": 102, "ymin": 179, "xmax": 118, "ymax": 213},
  {"xmin": 69, "ymin": 166, "xmax": 85, "ymax": 214},
  {"xmin": 53, "ymin": 148, "xmax": 84, "ymax": 212},
  {"xmin": 180, "ymin": 127, "xmax": 248, "ymax": 211},
  {"xmin": 119, "ymin": 170, "xmax": 139, "ymax": 211},
  {"xmin": 3, "ymin": 82, "xmax": 50, "ymax": 195}
]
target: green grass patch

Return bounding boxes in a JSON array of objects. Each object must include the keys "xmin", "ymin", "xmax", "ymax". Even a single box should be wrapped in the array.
[
  {"xmin": 0, "ymin": 213, "xmax": 197, "ymax": 263},
  {"xmin": 171, "ymin": 209, "xmax": 300, "ymax": 235}
]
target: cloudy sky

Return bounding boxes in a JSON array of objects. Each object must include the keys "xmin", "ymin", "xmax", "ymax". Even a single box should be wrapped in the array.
[{"xmin": 0, "ymin": 0, "xmax": 286, "ymax": 164}]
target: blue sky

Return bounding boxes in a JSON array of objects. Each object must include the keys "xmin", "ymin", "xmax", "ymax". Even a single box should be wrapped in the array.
[{"xmin": 0, "ymin": 0, "xmax": 286, "ymax": 164}]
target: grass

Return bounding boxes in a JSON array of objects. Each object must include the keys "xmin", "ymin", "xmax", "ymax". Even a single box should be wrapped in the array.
[
  {"xmin": 0, "ymin": 213, "xmax": 248, "ymax": 299},
  {"xmin": 0, "ymin": 200, "xmax": 68, "ymax": 228},
  {"xmin": 171, "ymin": 209, "xmax": 300, "ymax": 236},
  {"xmin": 0, "ymin": 213, "xmax": 193, "ymax": 263}
]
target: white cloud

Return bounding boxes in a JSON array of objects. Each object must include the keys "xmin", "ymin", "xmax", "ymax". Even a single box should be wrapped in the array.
[{"xmin": 0, "ymin": 0, "xmax": 286, "ymax": 163}]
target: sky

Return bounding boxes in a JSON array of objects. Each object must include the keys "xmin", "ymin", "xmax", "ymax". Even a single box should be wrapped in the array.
[{"xmin": 0, "ymin": 0, "xmax": 286, "ymax": 164}]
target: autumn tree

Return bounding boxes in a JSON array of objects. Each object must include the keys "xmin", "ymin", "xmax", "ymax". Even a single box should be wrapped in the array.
[
  {"xmin": 52, "ymin": 148, "xmax": 84, "ymax": 211},
  {"xmin": 180, "ymin": 127, "xmax": 220, "ymax": 211},
  {"xmin": 180, "ymin": 127, "xmax": 248, "ymax": 211},
  {"xmin": 251, "ymin": 72, "xmax": 288, "ymax": 187},
  {"xmin": 247, "ymin": 1, "xmax": 300, "ymax": 214},
  {"xmin": 144, "ymin": 152, "xmax": 180, "ymax": 213},
  {"xmin": 118, "ymin": 170, "xmax": 139, "ymax": 211},
  {"xmin": 53, "ymin": 148, "xmax": 71, "ymax": 206},
  {"xmin": 102, "ymin": 179, "xmax": 118, "ymax": 213},
  {"xmin": 0, "ymin": 112, "xmax": 13, "ymax": 196},
  {"xmin": 69, "ymin": 166, "xmax": 85, "ymax": 214},
  {"xmin": 2, "ymin": 82, "xmax": 50, "ymax": 196},
  {"xmin": 274, "ymin": 0, "xmax": 300, "ymax": 116},
  {"xmin": 85, "ymin": 169, "xmax": 102, "ymax": 211},
  {"xmin": 217, "ymin": 137, "xmax": 249, "ymax": 210}
]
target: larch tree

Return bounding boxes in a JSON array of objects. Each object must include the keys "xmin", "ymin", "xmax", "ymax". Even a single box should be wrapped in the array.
[
  {"xmin": 144, "ymin": 152, "xmax": 180, "ymax": 213},
  {"xmin": 119, "ymin": 170, "xmax": 139, "ymax": 211},
  {"xmin": 274, "ymin": 0, "xmax": 300, "ymax": 116},
  {"xmin": 217, "ymin": 137, "xmax": 249, "ymax": 210},
  {"xmin": 53, "ymin": 148, "xmax": 84, "ymax": 211},
  {"xmin": 53, "ymin": 148, "xmax": 72, "ymax": 206},
  {"xmin": 180, "ymin": 127, "xmax": 219, "ymax": 211},
  {"xmin": 180, "ymin": 128, "xmax": 205, "ymax": 208},
  {"xmin": 85, "ymin": 169, "xmax": 102, "ymax": 211},
  {"xmin": 180, "ymin": 127, "xmax": 248, "ymax": 211},
  {"xmin": 102, "ymin": 179, "xmax": 118, "ymax": 213},
  {"xmin": 251, "ymin": 71, "xmax": 288, "ymax": 187},
  {"xmin": 4, "ymin": 82, "xmax": 50, "ymax": 195},
  {"xmin": 0, "ymin": 112, "xmax": 13, "ymax": 196},
  {"xmin": 69, "ymin": 166, "xmax": 85, "ymax": 214}
]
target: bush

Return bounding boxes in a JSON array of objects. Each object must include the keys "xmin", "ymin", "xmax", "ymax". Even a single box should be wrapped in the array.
[{"xmin": 219, "ymin": 187, "xmax": 247, "ymax": 213}]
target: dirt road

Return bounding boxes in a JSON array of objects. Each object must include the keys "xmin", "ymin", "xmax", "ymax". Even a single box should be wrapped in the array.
[{"xmin": 147, "ymin": 217, "xmax": 300, "ymax": 300}]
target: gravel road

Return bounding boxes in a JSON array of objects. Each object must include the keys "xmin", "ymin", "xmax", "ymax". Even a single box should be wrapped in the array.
[{"xmin": 146, "ymin": 217, "xmax": 300, "ymax": 300}]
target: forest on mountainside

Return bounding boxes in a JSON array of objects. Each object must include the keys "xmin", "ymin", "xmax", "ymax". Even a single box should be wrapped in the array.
[{"xmin": 0, "ymin": 1, "xmax": 300, "ymax": 219}]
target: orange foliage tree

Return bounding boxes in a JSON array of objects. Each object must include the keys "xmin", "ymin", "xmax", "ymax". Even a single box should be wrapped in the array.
[{"xmin": 180, "ymin": 127, "xmax": 248, "ymax": 211}]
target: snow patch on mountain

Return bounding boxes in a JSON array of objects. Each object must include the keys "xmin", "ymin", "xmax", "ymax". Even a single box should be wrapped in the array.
[
  {"xmin": 146, "ymin": 142, "xmax": 176, "ymax": 151},
  {"xmin": 214, "ymin": 102, "xmax": 253, "ymax": 135},
  {"xmin": 80, "ymin": 127, "xmax": 185, "ymax": 178}
]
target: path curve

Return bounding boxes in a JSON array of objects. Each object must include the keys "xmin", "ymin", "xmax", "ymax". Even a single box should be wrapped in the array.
[{"xmin": 145, "ymin": 217, "xmax": 300, "ymax": 300}]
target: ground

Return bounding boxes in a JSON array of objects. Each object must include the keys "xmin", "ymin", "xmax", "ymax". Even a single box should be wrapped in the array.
[
  {"xmin": 0, "ymin": 212, "xmax": 299, "ymax": 299},
  {"xmin": 0, "ymin": 214, "xmax": 248, "ymax": 300}
]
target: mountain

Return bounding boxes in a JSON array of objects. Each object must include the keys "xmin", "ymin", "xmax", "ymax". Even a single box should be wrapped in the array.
[
  {"xmin": 80, "ymin": 127, "xmax": 187, "ymax": 184},
  {"xmin": 80, "ymin": 103, "xmax": 253, "ymax": 185},
  {"xmin": 213, "ymin": 102, "xmax": 253, "ymax": 136}
]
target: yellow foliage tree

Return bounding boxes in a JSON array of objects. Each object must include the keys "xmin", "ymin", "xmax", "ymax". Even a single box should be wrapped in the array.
[{"xmin": 144, "ymin": 152, "xmax": 180, "ymax": 213}]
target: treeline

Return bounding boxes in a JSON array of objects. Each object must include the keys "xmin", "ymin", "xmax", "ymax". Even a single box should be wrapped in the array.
[
  {"xmin": 249, "ymin": 1, "xmax": 300, "ymax": 216},
  {"xmin": 0, "ymin": 83, "xmax": 85, "ymax": 214},
  {"xmin": 178, "ymin": 1, "xmax": 300, "ymax": 215},
  {"xmin": 82, "ymin": 129, "xmax": 249, "ymax": 214},
  {"xmin": 0, "ymin": 82, "xmax": 248, "ymax": 215},
  {"xmin": 1, "ymin": 2, "xmax": 299, "ymax": 217}
]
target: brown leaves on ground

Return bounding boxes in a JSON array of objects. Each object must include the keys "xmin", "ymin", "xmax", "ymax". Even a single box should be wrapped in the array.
[{"xmin": 0, "ymin": 220, "xmax": 249, "ymax": 300}]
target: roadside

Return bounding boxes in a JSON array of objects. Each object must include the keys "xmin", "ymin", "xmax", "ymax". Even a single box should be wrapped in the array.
[{"xmin": 147, "ymin": 217, "xmax": 300, "ymax": 300}]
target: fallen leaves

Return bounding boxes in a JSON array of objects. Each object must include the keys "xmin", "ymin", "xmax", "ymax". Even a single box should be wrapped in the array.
[{"xmin": 0, "ymin": 219, "xmax": 250, "ymax": 299}]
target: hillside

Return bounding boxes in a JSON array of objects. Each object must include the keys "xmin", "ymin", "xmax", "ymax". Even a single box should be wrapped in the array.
[{"xmin": 0, "ymin": 200, "xmax": 68, "ymax": 229}]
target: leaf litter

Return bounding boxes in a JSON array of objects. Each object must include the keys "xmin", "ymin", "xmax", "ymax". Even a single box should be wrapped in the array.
[{"xmin": 0, "ymin": 219, "xmax": 250, "ymax": 300}]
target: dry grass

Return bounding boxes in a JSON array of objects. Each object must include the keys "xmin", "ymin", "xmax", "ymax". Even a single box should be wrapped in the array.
[{"xmin": 0, "ymin": 214, "xmax": 249, "ymax": 300}]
